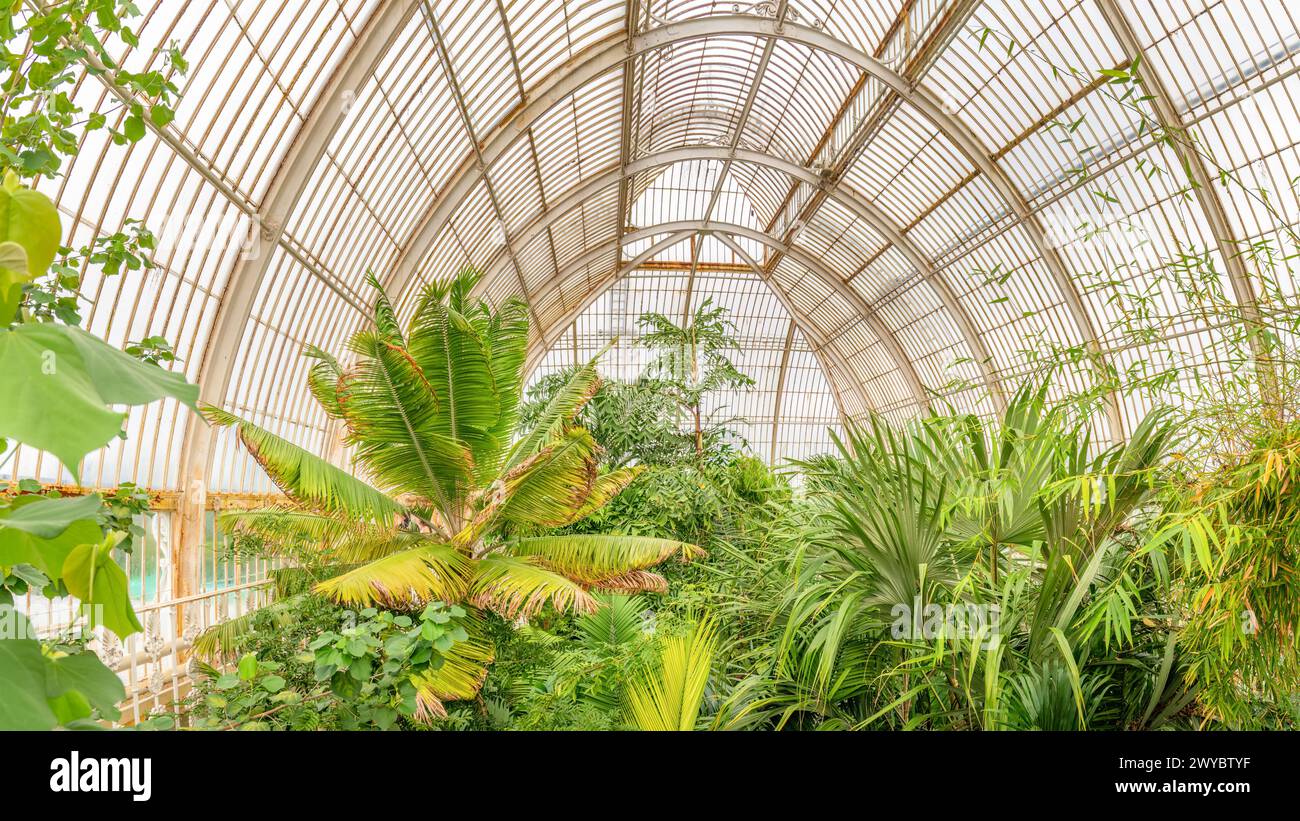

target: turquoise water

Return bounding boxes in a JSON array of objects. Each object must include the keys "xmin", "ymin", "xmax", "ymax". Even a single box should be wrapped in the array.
[{"xmin": 120, "ymin": 510, "xmax": 268, "ymax": 603}]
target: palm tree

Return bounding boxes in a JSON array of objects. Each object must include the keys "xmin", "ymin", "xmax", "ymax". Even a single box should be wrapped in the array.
[
  {"xmin": 723, "ymin": 384, "xmax": 1184, "ymax": 730},
  {"xmin": 199, "ymin": 269, "xmax": 700, "ymax": 716},
  {"xmin": 638, "ymin": 298, "xmax": 754, "ymax": 459}
]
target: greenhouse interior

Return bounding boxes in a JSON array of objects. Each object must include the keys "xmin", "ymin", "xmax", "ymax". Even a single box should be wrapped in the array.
[{"xmin": 2, "ymin": 0, "xmax": 1300, "ymax": 747}]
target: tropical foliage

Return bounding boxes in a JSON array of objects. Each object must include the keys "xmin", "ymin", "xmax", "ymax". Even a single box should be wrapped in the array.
[
  {"xmin": 0, "ymin": 1, "xmax": 198, "ymax": 730},
  {"xmin": 199, "ymin": 269, "xmax": 700, "ymax": 718},
  {"xmin": 638, "ymin": 298, "xmax": 755, "ymax": 459}
]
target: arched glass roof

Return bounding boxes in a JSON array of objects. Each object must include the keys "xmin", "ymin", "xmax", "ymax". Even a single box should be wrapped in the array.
[{"xmin": 13, "ymin": 0, "xmax": 1300, "ymax": 494}]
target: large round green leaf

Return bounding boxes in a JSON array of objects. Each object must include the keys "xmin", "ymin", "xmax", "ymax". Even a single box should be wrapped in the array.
[
  {"xmin": 0, "ymin": 322, "xmax": 198, "ymax": 477},
  {"xmin": 0, "ymin": 495, "xmax": 103, "ymax": 576},
  {"xmin": 0, "ymin": 178, "xmax": 61, "ymax": 321}
]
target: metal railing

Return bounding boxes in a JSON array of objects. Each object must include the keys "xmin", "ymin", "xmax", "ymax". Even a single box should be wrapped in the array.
[{"xmin": 12, "ymin": 489, "xmax": 283, "ymax": 725}]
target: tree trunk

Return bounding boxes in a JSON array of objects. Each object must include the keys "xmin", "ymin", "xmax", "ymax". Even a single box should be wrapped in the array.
[{"xmin": 694, "ymin": 404, "xmax": 703, "ymax": 459}]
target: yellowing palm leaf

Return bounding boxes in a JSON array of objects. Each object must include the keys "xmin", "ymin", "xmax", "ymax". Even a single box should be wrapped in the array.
[
  {"xmin": 408, "ymin": 615, "xmax": 496, "ymax": 722},
  {"xmin": 469, "ymin": 553, "xmax": 599, "ymax": 618},
  {"xmin": 314, "ymin": 542, "xmax": 472, "ymax": 607},
  {"xmin": 497, "ymin": 427, "xmax": 599, "ymax": 527},
  {"xmin": 203, "ymin": 407, "xmax": 399, "ymax": 524},
  {"xmin": 592, "ymin": 569, "xmax": 669, "ymax": 595},
  {"xmin": 566, "ymin": 466, "xmax": 645, "ymax": 524}
]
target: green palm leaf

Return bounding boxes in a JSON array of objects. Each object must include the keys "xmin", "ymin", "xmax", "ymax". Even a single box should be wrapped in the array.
[
  {"xmin": 577, "ymin": 593, "xmax": 648, "ymax": 647},
  {"xmin": 191, "ymin": 593, "xmax": 308, "ymax": 660},
  {"xmin": 567, "ymin": 465, "xmax": 645, "ymax": 523},
  {"xmin": 407, "ymin": 279, "xmax": 502, "ymax": 466},
  {"xmin": 508, "ymin": 534, "xmax": 701, "ymax": 585},
  {"xmin": 502, "ymin": 359, "xmax": 601, "ymax": 473},
  {"xmin": 626, "ymin": 617, "xmax": 719, "ymax": 731},
  {"xmin": 482, "ymin": 297, "xmax": 530, "ymax": 469},
  {"xmin": 203, "ymin": 407, "xmax": 399, "ymax": 524},
  {"xmin": 339, "ymin": 330, "xmax": 475, "ymax": 522},
  {"xmin": 303, "ymin": 344, "xmax": 346, "ymax": 419}
]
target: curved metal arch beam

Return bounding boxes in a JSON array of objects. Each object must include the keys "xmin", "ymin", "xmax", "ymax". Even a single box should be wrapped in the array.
[
  {"xmin": 487, "ymin": 152, "xmax": 930, "ymax": 409},
  {"xmin": 1096, "ymin": 0, "xmax": 1275, "ymax": 399},
  {"xmin": 707, "ymin": 230, "xmax": 861, "ymax": 424},
  {"xmin": 172, "ymin": 1, "xmax": 421, "ymax": 599},
  {"xmin": 480, "ymin": 145, "xmax": 1006, "ymax": 412},
  {"xmin": 526, "ymin": 219, "xmax": 943, "ymax": 416},
  {"xmin": 470, "ymin": 146, "xmax": 1003, "ymax": 410},
  {"xmin": 521, "ymin": 224, "xmax": 865, "ymax": 423},
  {"xmin": 380, "ymin": 15, "xmax": 1109, "ymax": 422}
]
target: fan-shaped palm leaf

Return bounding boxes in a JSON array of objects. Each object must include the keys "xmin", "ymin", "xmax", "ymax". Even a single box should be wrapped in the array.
[{"xmin": 577, "ymin": 593, "xmax": 648, "ymax": 647}]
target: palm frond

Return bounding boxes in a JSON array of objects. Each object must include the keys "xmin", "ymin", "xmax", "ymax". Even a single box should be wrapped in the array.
[
  {"xmin": 190, "ymin": 594, "xmax": 308, "ymax": 660},
  {"xmin": 469, "ymin": 553, "xmax": 599, "ymax": 618},
  {"xmin": 407, "ymin": 283, "xmax": 503, "ymax": 467},
  {"xmin": 482, "ymin": 297, "xmax": 530, "ymax": 471},
  {"xmin": 203, "ymin": 407, "xmax": 399, "ymax": 523},
  {"xmin": 339, "ymin": 330, "xmax": 475, "ymax": 524},
  {"xmin": 496, "ymin": 427, "xmax": 599, "ymax": 527},
  {"xmin": 502, "ymin": 359, "xmax": 601, "ymax": 472},
  {"xmin": 313, "ymin": 542, "xmax": 473, "ymax": 607},
  {"xmin": 364, "ymin": 270, "xmax": 405, "ymax": 345},
  {"xmin": 577, "ymin": 593, "xmax": 648, "ymax": 647},
  {"xmin": 566, "ymin": 466, "xmax": 645, "ymax": 523},
  {"xmin": 626, "ymin": 617, "xmax": 719, "ymax": 731},
  {"xmin": 408, "ymin": 613, "xmax": 495, "ymax": 722},
  {"xmin": 303, "ymin": 344, "xmax": 346, "ymax": 419},
  {"xmin": 508, "ymin": 534, "xmax": 702, "ymax": 585},
  {"xmin": 592, "ymin": 570, "xmax": 668, "ymax": 595}
]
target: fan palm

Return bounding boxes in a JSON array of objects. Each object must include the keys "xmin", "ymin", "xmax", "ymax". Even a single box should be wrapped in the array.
[
  {"xmin": 742, "ymin": 384, "xmax": 1181, "ymax": 729},
  {"xmin": 199, "ymin": 269, "xmax": 700, "ymax": 715}
]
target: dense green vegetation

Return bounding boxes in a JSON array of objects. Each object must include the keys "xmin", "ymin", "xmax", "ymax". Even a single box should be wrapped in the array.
[
  {"xmin": 178, "ymin": 294, "xmax": 1300, "ymax": 731},
  {"xmin": 0, "ymin": 2, "xmax": 196, "ymax": 730},
  {"xmin": 1, "ymin": 3, "xmax": 1297, "ymax": 733}
]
